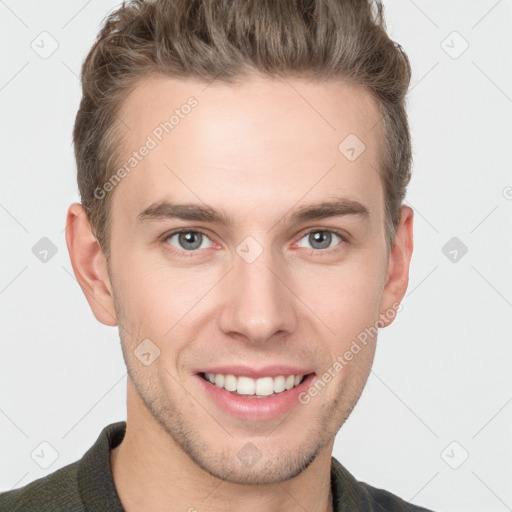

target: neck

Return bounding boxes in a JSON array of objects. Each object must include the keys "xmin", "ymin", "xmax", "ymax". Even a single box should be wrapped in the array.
[{"xmin": 110, "ymin": 380, "xmax": 334, "ymax": 512}]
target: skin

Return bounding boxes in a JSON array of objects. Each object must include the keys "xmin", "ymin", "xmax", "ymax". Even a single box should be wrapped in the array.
[{"xmin": 66, "ymin": 74, "xmax": 413, "ymax": 512}]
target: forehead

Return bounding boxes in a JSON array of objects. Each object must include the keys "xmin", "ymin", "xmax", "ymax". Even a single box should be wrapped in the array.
[{"xmin": 111, "ymin": 74, "xmax": 384, "ymax": 226}]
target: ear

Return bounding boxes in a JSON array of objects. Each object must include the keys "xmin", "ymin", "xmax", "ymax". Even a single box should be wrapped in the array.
[
  {"xmin": 379, "ymin": 205, "xmax": 414, "ymax": 327},
  {"xmin": 65, "ymin": 203, "xmax": 118, "ymax": 326}
]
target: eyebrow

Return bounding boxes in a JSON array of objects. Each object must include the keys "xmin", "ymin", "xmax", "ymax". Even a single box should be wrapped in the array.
[{"xmin": 137, "ymin": 198, "xmax": 370, "ymax": 227}]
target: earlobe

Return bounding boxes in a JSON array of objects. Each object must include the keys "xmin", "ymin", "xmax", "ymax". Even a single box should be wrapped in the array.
[
  {"xmin": 379, "ymin": 205, "xmax": 414, "ymax": 327},
  {"xmin": 65, "ymin": 203, "xmax": 118, "ymax": 327}
]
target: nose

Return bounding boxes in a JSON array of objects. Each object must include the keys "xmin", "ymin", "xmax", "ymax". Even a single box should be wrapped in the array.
[{"xmin": 217, "ymin": 242, "xmax": 298, "ymax": 345}]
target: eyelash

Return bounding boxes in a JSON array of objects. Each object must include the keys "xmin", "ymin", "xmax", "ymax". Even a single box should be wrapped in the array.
[
  {"xmin": 160, "ymin": 227, "xmax": 347, "ymax": 258},
  {"xmin": 160, "ymin": 228, "xmax": 214, "ymax": 258}
]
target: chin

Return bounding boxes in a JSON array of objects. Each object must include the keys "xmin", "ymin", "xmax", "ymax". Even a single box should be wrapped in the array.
[{"xmin": 188, "ymin": 441, "xmax": 322, "ymax": 485}]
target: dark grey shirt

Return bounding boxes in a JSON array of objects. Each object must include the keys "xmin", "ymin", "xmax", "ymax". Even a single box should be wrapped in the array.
[{"xmin": 0, "ymin": 421, "xmax": 435, "ymax": 511}]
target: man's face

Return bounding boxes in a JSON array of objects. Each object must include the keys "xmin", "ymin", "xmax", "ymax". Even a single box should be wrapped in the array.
[{"xmin": 105, "ymin": 74, "xmax": 396, "ymax": 484}]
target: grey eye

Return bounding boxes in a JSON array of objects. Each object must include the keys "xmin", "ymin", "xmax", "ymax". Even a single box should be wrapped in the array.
[
  {"xmin": 167, "ymin": 231, "xmax": 212, "ymax": 251},
  {"xmin": 297, "ymin": 230, "xmax": 342, "ymax": 250}
]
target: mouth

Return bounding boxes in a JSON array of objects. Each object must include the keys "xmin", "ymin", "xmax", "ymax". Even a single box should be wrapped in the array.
[
  {"xmin": 200, "ymin": 372, "xmax": 307, "ymax": 398},
  {"xmin": 195, "ymin": 369, "xmax": 316, "ymax": 421}
]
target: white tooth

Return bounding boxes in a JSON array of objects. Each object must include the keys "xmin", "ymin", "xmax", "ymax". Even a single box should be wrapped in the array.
[
  {"xmin": 274, "ymin": 375, "xmax": 286, "ymax": 393},
  {"xmin": 224, "ymin": 374, "xmax": 237, "ymax": 392},
  {"xmin": 294, "ymin": 375, "xmax": 303, "ymax": 386},
  {"xmin": 206, "ymin": 373, "xmax": 215, "ymax": 383},
  {"xmin": 255, "ymin": 377, "xmax": 274, "ymax": 396},
  {"xmin": 285, "ymin": 375, "xmax": 295, "ymax": 390},
  {"xmin": 237, "ymin": 376, "xmax": 255, "ymax": 395},
  {"xmin": 214, "ymin": 374, "xmax": 224, "ymax": 388}
]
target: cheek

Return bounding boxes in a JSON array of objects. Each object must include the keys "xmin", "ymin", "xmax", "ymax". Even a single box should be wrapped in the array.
[
  {"xmin": 110, "ymin": 250, "xmax": 180, "ymax": 334},
  {"xmin": 297, "ymin": 258, "xmax": 386, "ymax": 344},
  {"xmin": 112, "ymin": 250, "xmax": 219, "ymax": 350}
]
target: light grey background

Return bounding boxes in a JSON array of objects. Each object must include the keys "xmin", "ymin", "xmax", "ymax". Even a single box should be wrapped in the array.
[{"xmin": 1, "ymin": 1, "xmax": 511, "ymax": 511}]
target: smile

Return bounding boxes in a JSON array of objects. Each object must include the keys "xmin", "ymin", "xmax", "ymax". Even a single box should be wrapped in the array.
[{"xmin": 201, "ymin": 372, "xmax": 305, "ymax": 398}]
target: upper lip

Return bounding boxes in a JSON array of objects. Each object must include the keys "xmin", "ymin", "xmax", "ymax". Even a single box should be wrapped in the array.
[{"xmin": 197, "ymin": 365, "xmax": 314, "ymax": 379}]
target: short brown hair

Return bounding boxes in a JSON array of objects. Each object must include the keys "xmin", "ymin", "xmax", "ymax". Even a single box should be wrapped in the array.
[{"xmin": 73, "ymin": 0, "xmax": 412, "ymax": 260}]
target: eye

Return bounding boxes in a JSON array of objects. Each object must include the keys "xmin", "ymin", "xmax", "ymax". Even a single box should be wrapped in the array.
[
  {"xmin": 296, "ymin": 229, "xmax": 344, "ymax": 251},
  {"xmin": 165, "ymin": 230, "xmax": 213, "ymax": 252}
]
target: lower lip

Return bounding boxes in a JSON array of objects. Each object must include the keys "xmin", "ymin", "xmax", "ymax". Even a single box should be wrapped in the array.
[{"xmin": 196, "ymin": 373, "xmax": 316, "ymax": 421}]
